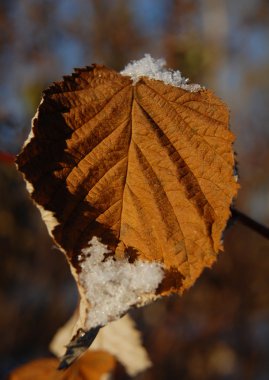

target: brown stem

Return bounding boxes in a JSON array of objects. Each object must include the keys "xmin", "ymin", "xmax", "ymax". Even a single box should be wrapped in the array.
[{"xmin": 231, "ymin": 208, "xmax": 269, "ymax": 240}]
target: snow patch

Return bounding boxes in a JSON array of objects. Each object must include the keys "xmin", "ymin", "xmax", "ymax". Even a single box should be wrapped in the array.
[
  {"xmin": 79, "ymin": 237, "xmax": 164, "ymax": 329},
  {"xmin": 121, "ymin": 54, "xmax": 202, "ymax": 92}
]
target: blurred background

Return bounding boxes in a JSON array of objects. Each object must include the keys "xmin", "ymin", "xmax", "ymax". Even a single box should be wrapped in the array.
[{"xmin": 1, "ymin": 0, "xmax": 269, "ymax": 379}]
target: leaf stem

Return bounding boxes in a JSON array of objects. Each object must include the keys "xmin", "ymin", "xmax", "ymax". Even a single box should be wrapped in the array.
[{"xmin": 231, "ymin": 208, "xmax": 269, "ymax": 240}]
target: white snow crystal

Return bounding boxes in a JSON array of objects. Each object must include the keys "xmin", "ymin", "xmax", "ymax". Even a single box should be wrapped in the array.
[
  {"xmin": 79, "ymin": 237, "xmax": 164, "ymax": 329},
  {"xmin": 120, "ymin": 54, "xmax": 202, "ymax": 92}
]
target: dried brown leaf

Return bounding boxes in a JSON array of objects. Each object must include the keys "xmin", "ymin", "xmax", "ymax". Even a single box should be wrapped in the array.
[
  {"xmin": 16, "ymin": 64, "xmax": 238, "ymax": 301},
  {"xmin": 9, "ymin": 351, "xmax": 117, "ymax": 380},
  {"xmin": 50, "ymin": 313, "xmax": 151, "ymax": 376}
]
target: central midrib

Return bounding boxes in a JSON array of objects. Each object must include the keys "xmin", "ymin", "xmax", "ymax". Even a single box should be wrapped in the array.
[{"xmin": 117, "ymin": 86, "xmax": 134, "ymax": 242}]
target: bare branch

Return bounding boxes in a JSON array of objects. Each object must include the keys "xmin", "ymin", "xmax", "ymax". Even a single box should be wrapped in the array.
[{"xmin": 231, "ymin": 208, "xmax": 269, "ymax": 240}]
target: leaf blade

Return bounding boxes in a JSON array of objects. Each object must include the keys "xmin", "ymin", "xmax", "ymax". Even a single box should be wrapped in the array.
[{"xmin": 16, "ymin": 63, "xmax": 239, "ymax": 325}]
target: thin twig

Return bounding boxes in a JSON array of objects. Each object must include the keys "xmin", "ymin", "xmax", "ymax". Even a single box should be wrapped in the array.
[
  {"xmin": 58, "ymin": 326, "xmax": 101, "ymax": 370},
  {"xmin": 231, "ymin": 208, "xmax": 269, "ymax": 240}
]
